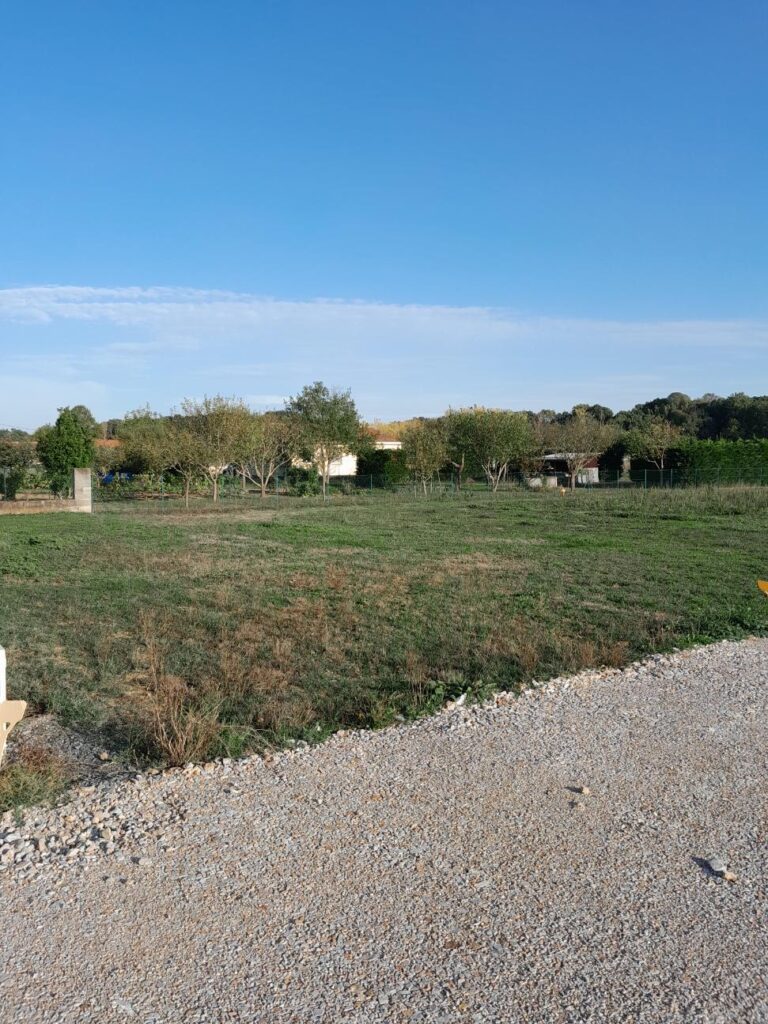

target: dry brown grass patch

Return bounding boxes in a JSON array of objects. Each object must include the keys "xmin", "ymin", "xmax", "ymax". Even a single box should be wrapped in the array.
[{"xmin": 0, "ymin": 746, "xmax": 74, "ymax": 813}]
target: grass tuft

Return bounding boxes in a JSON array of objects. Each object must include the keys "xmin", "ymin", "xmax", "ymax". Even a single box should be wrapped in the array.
[{"xmin": 0, "ymin": 747, "xmax": 74, "ymax": 815}]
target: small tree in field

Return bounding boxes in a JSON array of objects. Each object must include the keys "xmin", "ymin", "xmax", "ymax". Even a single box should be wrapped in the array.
[
  {"xmin": 181, "ymin": 396, "xmax": 252, "ymax": 501},
  {"xmin": 549, "ymin": 410, "xmax": 617, "ymax": 489},
  {"xmin": 285, "ymin": 382, "xmax": 362, "ymax": 498},
  {"xmin": 35, "ymin": 407, "xmax": 96, "ymax": 494},
  {"xmin": 626, "ymin": 417, "xmax": 681, "ymax": 471},
  {"xmin": 444, "ymin": 409, "xmax": 476, "ymax": 490},
  {"xmin": 464, "ymin": 408, "xmax": 534, "ymax": 491},
  {"xmin": 237, "ymin": 412, "xmax": 298, "ymax": 498},
  {"xmin": 165, "ymin": 415, "xmax": 205, "ymax": 507},
  {"xmin": 402, "ymin": 419, "xmax": 448, "ymax": 494},
  {"xmin": 119, "ymin": 409, "xmax": 169, "ymax": 480}
]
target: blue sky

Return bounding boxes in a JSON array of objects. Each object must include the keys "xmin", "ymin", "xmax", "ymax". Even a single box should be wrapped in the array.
[{"xmin": 1, "ymin": 1, "xmax": 766, "ymax": 429}]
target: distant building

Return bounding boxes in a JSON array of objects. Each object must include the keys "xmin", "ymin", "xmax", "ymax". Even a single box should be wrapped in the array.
[
  {"xmin": 371, "ymin": 434, "xmax": 403, "ymax": 452},
  {"xmin": 326, "ymin": 452, "xmax": 360, "ymax": 477},
  {"xmin": 542, "ymin": 453, "xmax": 600, "ymax": 484},
  {"xmin": 325, "ymin": 434, "xmax": 403, "ymax": 476}
]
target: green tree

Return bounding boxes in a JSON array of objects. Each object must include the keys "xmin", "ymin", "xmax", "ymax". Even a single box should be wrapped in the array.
[
  {"xmin": 35, "ymin": 407, "xmax": 95, "ymax": 494},
  {"xmin": 444, "ymin": 409, "xmax": 477, "ymax": 490},
  {"xmin": 462, "ymin": 408, "xmax": 534, "ymax": 491},
  {"xmin": 70, "ymin": 404, "xmax": 100, "ymax": 438},
  {"xmin": 237, "ymin": 411, "xmax": 299, "ymax": 498},
  {"xmin": 118, "ymin": 408, "xmax": 169, "ymax": 478},
  {"xmin": 165, "ymin": 415, "xmax": 205, "ymax": 507},
  {"xmin": 402, "ymin": 419, "xmax": 448, "ymax": 494},
  {"xmin": 285, "ymin": 382, "xmax": 362, "ymax": 498},
  {"xmin": 548, "ymin": 410, "xmax": 617, "ymax": 489},
  {"xmin": 120, "ymin": 408, "xmax": 208, "ymax": 507},
  {"xmin": 625, "ymin": 417, "xmax": 681, "ymax": 470},
  {"xmin": 181, "ymin": 396, "xmax": 252, "ymax": 501}
]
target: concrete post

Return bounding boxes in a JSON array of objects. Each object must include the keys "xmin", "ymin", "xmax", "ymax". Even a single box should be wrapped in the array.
[{"xmin": 72, "ymin": 468, "xmax": 93, "ymax": 513}]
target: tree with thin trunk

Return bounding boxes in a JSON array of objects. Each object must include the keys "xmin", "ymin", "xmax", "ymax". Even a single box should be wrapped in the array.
[
  {"xmin": 548, "ymin": 410, "xmax": 618, "ymax": 489},
  {"xmin": 625, "ymin": 417, "xmax": 681, "ymax": 471},
  {"xmin": 181, "ymin": 396, "xmax": 252, "ymax": 502},
  {"xmin": 444, "ymin": 409, "xmax": 476, "ymax": 490},
  {"xmin": 285, "ymin": 382, "xmax": 362, "ymax": 498},
  {"xmin": 119, "ymin": 409, "xmax": 168, "ymax": 483},
  {"xmin": 402, "ymin": 419, "xmax": 448, "ymax": 494},
  {"xmin": 165, "ymin": 416, "xmax": 204, "ymax": 508},
  {"xmin": 462, "ymin": 408, "xmax": 534, "ymax": 491},
  {"xmin": 119, "ymin": 409, "xmax": 201, "ymax": 506},
  {"xmin": 237, "ymin": 411, "xmax": 298, "ymax": 498}
]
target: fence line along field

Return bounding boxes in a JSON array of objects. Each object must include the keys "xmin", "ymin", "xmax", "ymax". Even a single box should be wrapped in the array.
[{"xmin": 1, "ymin": 485, "xmax": 766, "ymax": 810}]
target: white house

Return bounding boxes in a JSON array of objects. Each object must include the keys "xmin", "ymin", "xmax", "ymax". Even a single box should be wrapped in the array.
[
  {"xmin": 372, "ymin": 435, "xmax": 403, "ymax": 452},
  {"xmin": 325, "ymin": 435, "xmax": 403, "ymax": 476},
  {"xmin": 326, "ymin": 452, "xmax": 360, "ymax": 477}
]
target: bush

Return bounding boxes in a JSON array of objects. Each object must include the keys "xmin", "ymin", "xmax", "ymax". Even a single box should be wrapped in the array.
[
  {"xmin": 2, "ymin": 467, "xmax": 26, "ymax": 499},
  {"xmin": 287, "ymin": 466, "xmax": 321, "ymax": 496},
  {"xmin": 0, "ymin": 439, "xmax": 35, "ymax": 499},
  {"xmin": 357, "ymin": 449, "xmax": 410, "ymax": 485}
]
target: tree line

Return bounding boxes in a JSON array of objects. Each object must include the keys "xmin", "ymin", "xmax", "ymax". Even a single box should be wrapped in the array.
[{"xmin": 2, "ymin": 388, "xmax": 768, "ymax": 500}]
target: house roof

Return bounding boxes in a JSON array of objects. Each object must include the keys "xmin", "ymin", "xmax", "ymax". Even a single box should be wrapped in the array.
[
  {"xmin": 95, "ymin": 438, "xmax": 121, "ymax": 448},
  {"xmin": 544, "ymin": 452, "xmax": 595, "ymax": 460}
]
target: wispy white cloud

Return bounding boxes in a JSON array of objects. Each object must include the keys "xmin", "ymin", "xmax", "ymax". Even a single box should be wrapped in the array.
[
  {"xmin": 0, "ymin": 285, "xmax": 765, "ymax": 430},
  {"xmin": 1, "ymin": 284, "xmax": 766, "ymax": 347}
]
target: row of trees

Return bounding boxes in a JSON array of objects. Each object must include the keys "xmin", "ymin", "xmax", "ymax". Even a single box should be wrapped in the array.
[
  {"xmin": 119, "ymin": 398, "xmax": 670, "ymax": 496},
  {"xmin": 118, "ymin": 383, "xmax": 365, "ymax": 503},
  {"xmin": 400, "ymin": 406, "xmax": 620, "ymax": 492},
  {"xmin": 3, "ymin": 387, "xmax": 751, "ymax": 501}
]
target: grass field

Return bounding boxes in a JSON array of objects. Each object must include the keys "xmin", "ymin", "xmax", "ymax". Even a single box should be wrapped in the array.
[{"xmin": 1, "ymin": 485, "xmax": 767, "ymax": 807}]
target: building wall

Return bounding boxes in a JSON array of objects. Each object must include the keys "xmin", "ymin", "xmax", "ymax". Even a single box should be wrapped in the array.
[{"xmin": 327, "ymin": 453, "xmax": 359, "ymax": 477}]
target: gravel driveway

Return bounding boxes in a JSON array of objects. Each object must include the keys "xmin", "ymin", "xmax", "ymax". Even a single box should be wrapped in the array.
[{"xmin": 2, "ymin": 638, "xmax": 767, "ymax": 1023}]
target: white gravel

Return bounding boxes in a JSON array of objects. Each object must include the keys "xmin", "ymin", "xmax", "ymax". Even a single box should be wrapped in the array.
[{"xmin": 2, "ymin": 638, "xmax": 767, "ymax": 1023}]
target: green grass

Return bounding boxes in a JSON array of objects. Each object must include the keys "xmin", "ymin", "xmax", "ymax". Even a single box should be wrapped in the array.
[{"xmin": 1, "ymin": 485, "xmax": 766, "ymax": 803}]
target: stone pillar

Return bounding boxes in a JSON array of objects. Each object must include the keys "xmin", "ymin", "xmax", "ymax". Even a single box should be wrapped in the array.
[{"xmin": 72, "ymin": 468, "xmax": 93, "ymax": 513}]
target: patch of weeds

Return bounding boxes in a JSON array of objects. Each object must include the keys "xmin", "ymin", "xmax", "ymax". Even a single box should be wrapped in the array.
[{"xmin": 0, "ymin": 747, "xmax": 74, "ymax": 815}]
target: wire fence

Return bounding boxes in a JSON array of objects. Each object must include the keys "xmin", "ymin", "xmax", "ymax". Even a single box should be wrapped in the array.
[{"xmin": 4, "ymin": 464, "xmax": 768, "ymax": 512}]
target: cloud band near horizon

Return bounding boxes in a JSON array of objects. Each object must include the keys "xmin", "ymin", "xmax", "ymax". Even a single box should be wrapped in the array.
[{"xmin": 1, "ymin": 285, "xmax": 766, "ymax": 430}]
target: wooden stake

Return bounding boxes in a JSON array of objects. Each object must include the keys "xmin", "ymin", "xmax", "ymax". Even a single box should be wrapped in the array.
[{"xmin": 0, "ymin": 647, "xmax": 27, "ymax": 768}]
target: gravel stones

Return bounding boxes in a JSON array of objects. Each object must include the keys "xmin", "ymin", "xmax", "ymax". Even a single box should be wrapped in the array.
[{"xmin": 2, "ymin": 637, "xmax": 767, "ymax": 1023}]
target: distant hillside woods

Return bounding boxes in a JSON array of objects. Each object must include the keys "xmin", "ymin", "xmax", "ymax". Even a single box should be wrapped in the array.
[
  {"xmin": 369, "ymin": 392, "xmax": 768, "ymax": 442},
  {"xmin": 5, "ymin": 392, "xmax": 768, "ymax": 444}
]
